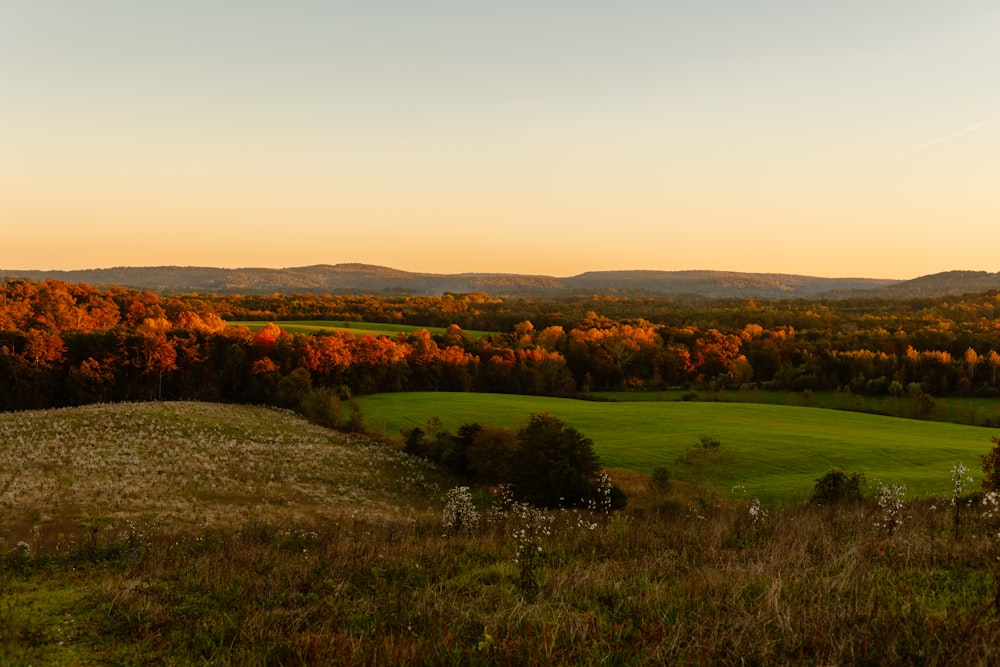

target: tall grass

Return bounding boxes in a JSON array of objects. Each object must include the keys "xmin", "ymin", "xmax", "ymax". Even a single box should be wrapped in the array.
[
  {"xmin": 4, "ymin": 491, "xmax": 1000, "ymax": 664},
  {"xmin": 4, "ymin": 402, "xmax": 1000, "ymax": 664}
]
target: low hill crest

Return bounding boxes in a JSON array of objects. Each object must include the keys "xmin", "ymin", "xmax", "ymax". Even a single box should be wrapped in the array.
[{"xmin": 3, "ymin": 264, "xmax": 998, "ymax": 299}]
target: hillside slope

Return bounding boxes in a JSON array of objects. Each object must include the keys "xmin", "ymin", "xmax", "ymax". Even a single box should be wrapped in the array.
[
  {"xmin": 869, "ymin": 270, "xmax": 1000, "ymax": 298},
  {"xmin": 0, "ymin": 401, "xmax": 439, "ymax": 529},
  {"xmin": 2, "ymin": 263, "xmax": 902, "ymax": 297}
]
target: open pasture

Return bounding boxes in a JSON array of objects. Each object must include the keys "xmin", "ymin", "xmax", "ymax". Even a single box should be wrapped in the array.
[
  {"xmin": 357, "ymin": 392, "xmax": 995, "ymax": 503},
  {"xmin": 594, "ymin": 388, "xmax": 1000, "ymax": 427},
  {"xmin": 228, "ymin": 319, "xmax": 490, "ymax": 339}
]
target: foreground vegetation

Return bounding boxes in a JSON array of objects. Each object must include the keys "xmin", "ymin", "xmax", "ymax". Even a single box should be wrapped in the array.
[
  {"xmin": 6, "ymin": 495, "xmax": 1000, "ymax": 665},
  {"xmin": 4, "ymin": 402, "xmax": 1000, "ymax": 664},
  {"xmin": 358, "ymin": 392, "xmax": 990, "ymax": 503}
]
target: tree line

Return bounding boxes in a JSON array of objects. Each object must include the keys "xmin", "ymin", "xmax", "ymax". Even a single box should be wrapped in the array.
[{"xmin": 5, "ymin": 278, "xmax": 1000, "ymax": 414}]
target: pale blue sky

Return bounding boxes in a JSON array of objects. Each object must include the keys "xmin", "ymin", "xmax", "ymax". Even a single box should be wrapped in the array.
[{"xmin": 3, "ymin": 1, "xmax": 999, "ymax": 277}]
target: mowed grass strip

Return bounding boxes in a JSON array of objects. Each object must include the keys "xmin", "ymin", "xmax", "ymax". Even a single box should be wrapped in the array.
[
  {"xmin": 228, "ymin": 320, "xmax": 491, "ymax": 339},
  {"xmin": 357, "ymin": 392, "xmax": 995, "ymax": 503}
]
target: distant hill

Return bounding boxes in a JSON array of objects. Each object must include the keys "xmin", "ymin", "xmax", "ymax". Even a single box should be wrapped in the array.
[
  {"xmin": 2, "ymin": 264, "xmax": 998, "ymax": 299},
  {"xmin": 563, "ymin": 270, "xmax": 895, "ymax": 299},
  {"xmin": 0, "ymin": 264, "xmax": 564, "ymax": 296},
  {"xmin": 865, "ymin": 271, "xmax": 1000, "ymax": 299}
]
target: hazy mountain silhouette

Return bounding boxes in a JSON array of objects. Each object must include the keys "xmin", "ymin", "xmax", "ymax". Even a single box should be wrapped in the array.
[{"xmin": 3, "ymin": 264, "xmax": 999, "ymax": 299}]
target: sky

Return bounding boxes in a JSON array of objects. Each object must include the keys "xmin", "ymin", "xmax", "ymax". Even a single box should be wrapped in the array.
[{"xmin": 3, "ymin": 1, "xmax": 999, "ymax": 279}]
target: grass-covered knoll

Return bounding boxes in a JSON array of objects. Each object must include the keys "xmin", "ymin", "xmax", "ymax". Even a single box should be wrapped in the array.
[
  {"xmin": 357, "ymin": 392, "xmax": 994, "ymax": 503},
  {"xmin": 228, "ymin": 319, "xmax": 491, "ymax": 339},
  {"xmin": 0, "ymin": 402, "xmax": 431, "ymax": 665},
  {"xmin": 0, "ymin": 401, "xmax": 442, "ymax": 531}
]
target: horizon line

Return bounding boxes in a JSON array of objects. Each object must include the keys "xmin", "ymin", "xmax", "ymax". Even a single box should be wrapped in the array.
[{"xmin": 3, "ymin": 263, "xmax": 988, "ymax": 283}]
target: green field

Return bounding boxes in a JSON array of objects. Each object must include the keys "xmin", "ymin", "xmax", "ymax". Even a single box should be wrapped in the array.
[
  {"xmin": 228, "ymin": 319, "xmax": 491, "ymax": 339},
  {"xmin": 357, "ymin": 392, "xmax": 995, "ymax": 503},
  {"xmin": 593, "ymin": 388, "xmax": 1000, "ymax": 427}
]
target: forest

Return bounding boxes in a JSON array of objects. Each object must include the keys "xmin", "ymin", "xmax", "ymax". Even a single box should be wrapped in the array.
[{"xmin": 3, "ymin": 278, "xmax": 1000, "ymax": 417}]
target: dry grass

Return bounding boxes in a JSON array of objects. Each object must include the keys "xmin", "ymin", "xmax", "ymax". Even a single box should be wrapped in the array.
[
  {"xmin": 3, "ymin": 402, "xmax": 1000, "ymax": 665},
  {"xmin": 56, "ymin": 500, "xmax": 997, "ymax": 666},
  {"xmin": 0, "ymin": 401, "xmax": 443, "ymax": 534}
]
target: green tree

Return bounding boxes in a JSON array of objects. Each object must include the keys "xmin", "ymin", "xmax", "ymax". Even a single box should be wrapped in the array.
[
  {"xmin": 811, "ymin": 468, "xmax": 865, "ymax": 505},
  {"xmin": 299, "ymin": 387, "xmax": 346, "ymax": 429},
  {"xmin": 466, "ymin": 425, "xmax": 518, "ymax": 483},
  {"xmin": 675, "ymin": 435, "xmax": 733, "ymax": 495},
  {"xmin": 275, "ymin": 367, "xmax": 312, "ymax": 408},
  {"xmin": 403, "ymin": 417, "xmax": 446, "ymax": 459},
  {"xmin": 441, "ymin": 423, "xmax": 481, "ymax": 476},
  {"xmin": 510, "ymin": 413, "xmax": 602, "ymax": 508}
]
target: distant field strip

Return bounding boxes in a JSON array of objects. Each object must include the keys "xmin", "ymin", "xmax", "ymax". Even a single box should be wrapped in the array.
[
  {"xmin": 357, "ymin": 392, "xmax": 995, "ymax": 503},
  {"xmin": 592, "ymin": 389, "xmax": 1000, "ymax": 427},
  {"xmin": 228, "ymin": 320, "xmax": 490, "ymax": 339}
]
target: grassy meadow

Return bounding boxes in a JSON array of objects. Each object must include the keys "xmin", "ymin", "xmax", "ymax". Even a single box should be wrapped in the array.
[
  {"xmin": 228, "ymin": 319, "xmax": 491, "ymax": 339},
  {"xmin": 357, "ymin": 392, "xmax": 996, "ymax": 504},
  {"xmin": 4, "ymin": 401, "xmax": 1000, "ymax": 664},
  {"xmin": 595, "ymin": 388, "xmax": 1000, "ymax": 427},
  {"xmin": 0, "ymin": 402, "xmax": 443, "ymax": 529}
]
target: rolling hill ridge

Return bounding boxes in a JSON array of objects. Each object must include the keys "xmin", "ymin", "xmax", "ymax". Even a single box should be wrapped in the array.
[{"xmin": 3, "ymin": 264, "xmax": 1000, "ymax": 298}]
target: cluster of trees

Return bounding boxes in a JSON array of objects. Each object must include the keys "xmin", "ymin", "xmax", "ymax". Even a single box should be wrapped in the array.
[
  {"xmin": 403, "ymin": 412, "xmax": 625, "ymax": 509},
  {"xmin": 6, "ymin": 278, "xmax": 1000, "ymax": 414}
]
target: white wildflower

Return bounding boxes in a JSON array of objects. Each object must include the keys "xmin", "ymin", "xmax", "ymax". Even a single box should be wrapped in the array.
[
  {"xmin": 872, "ymin": 480, "xmax": 907, "ymax": 534},
  {"xmin": 951, "ymin": 461, "xmax": 973, "ymax": 505},
  {"xmin": 441, "ymin": 486, "xmax": 480, "ymax": 534}
]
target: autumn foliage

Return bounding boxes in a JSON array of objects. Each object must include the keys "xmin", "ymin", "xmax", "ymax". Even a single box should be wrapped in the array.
[{"xmin": 6, "ymin": 278, "xmax": 1000, "ymax": 417}]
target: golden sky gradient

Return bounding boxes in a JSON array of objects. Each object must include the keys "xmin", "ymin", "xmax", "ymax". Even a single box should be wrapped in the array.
[{"xmin": 3, "ymin": 2, "xmax": 999, "ymax": 278}]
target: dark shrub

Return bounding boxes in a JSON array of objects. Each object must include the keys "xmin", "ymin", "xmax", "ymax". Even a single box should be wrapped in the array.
[
  {"xmin": 299, "ymin": 387, "xmax": 345, "ymax": 429},
  {"xmin": 812, "ymin": 468, "xmax": 865, "ymax": 505},
  {"xmin": 650, "ymin": 466, "xmax": 672, "ymax": 493}
]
